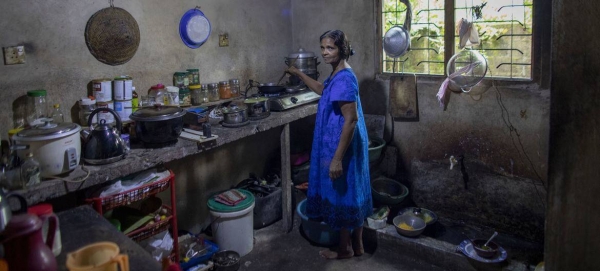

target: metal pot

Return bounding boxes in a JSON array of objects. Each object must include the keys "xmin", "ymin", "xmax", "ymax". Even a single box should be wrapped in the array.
[
  {"xmin": 285, "ymin": 48, "xmax": 320, "ymax": 85},
  {"xmin": 244, "ymin": 97, "xmax": 270, "ymax": 118},
  {"xmin": 12, "ymin": 120, "xmax": 82, "ymax": 176},
  {"xmin": 221, "ymin": 105, "xmax": 248, "ymax": 124},
  {"xmin": 0, "ymin": 190, "xmax": 27, "ymax": 232},
  {"xmin": 129, "ymin": 106, "xmax": 186, "ymax": 145}
]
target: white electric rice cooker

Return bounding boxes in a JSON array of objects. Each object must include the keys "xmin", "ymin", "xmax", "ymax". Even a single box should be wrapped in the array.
[{"xmin": 12, "ymin": 121, "xmax": 82, "ymax": 178}]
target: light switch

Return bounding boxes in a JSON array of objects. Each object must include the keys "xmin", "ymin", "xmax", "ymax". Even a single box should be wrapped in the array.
[
  {"xmin": 219, "ymin": 34, "xmax": 229, "ymax": 47},
  {"xmin": 3, "ymin": 45, "xmax": 26, "ymax": 65}
]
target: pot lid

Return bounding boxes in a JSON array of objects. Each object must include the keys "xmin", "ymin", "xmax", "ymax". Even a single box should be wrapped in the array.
[
  {"xmin": 129, "ymin": 106, "xmax": 186, "ymax": 121},
  {"xmin": 221, "ymin": 104, "xmax": 246, "ymax": 113},
  {"xmin": 14, "ymin": 121, "xmax": 81, "ymax": 141},
  {"xmin": 288, "ymin": 48, "xmax": 315, "ymax": 58},
  {"xmin": 244, "ymin": 97, "xmax": 268, "ymax": 103}
]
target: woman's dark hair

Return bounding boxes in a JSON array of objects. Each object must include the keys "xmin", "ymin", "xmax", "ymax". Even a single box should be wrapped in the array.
[{"xmin": 320, "ymin": 30, "xmax": 355, "ymax": 60}]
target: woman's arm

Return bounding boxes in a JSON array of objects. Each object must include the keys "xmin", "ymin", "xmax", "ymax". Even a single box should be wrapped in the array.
[
  {"xmin": 329, "ymin": 101, "xmax": 358, "ymax": 180},
  {"xmin": 287, "ymin": 66, "xmax": 324, "ymax": 95}
]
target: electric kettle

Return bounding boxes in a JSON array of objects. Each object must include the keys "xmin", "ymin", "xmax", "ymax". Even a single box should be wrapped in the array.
[{"xmin": 82, "ymin": 108, "xmax": 127, "ymax": 165}]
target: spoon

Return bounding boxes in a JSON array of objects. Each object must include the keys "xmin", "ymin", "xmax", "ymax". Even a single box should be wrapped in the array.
[
  {"xmin": 276, "ymin": 56, "xmax": 300, "ymax": 85},
  {"xmin": 482, "ymin": 231, "xmax": 498, "ymax": 249}
]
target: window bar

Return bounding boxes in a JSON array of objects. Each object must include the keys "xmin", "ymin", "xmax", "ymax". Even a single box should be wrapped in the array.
[
  {"xmin": 495, "ymin": 33, "xmax": 532, "ymax": 41},
  {"xmin": 410, "ymin": 47, "xmax": 440, "ymax": 54},
  {"xmin": 497, "ymin": 4, "xmax": 532, "ymax": 12},
  {"xmin": 496, "ymin": 63, "xmax": 531, "ymax": 69}
]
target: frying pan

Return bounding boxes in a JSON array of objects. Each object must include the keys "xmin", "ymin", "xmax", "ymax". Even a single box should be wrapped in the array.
[
  {"xmin": 258, "ymin": 83, "xmax": 285, "ymax": 94},
  {"xmin": 383, "ymin": 0, "xmax": 412, "ymax": 58}
]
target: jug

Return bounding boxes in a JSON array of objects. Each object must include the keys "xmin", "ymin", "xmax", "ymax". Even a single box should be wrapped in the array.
[
  {"xmin": 0, "ymin": 189, "xmax": 28, "ymax": 232},
  {"xmin": 66, "ymin": 242, "xmax": 129, "ymax": 271},
  {"xmin": 82, "ymin": 108, "xmax": 127, "ymax": 165},
  {"xmin": 0, "ymin": 213, "xmax": 57, "ymax": 271}
]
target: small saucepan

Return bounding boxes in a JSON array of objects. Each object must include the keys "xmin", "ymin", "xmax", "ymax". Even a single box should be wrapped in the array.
[{"xmin": 244, "ymin": 96, "xmax": 270, "ymax": 118}]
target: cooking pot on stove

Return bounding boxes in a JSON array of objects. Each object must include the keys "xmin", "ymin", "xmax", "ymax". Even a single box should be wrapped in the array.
[
  {"xmin": 244, "ymin": 97, "xmax": 270, "ymax": 118},
  {"xmin": 129, "ymin": 105, "xmax": 186, "ymax": 145},
  {"xmin": 221, "ymin": 105, "xmax": 248, "ymax": 124},
  {"xmin": 82, "ymin": 108, "xmax": 126, "ymax": 165},
  {"xmin": 285, "ymin": 48, "xmax": 320, "ymax": 85},
  {"xmin": 12, "ymin": 120, "xmax": 82, "ymax": 177}
]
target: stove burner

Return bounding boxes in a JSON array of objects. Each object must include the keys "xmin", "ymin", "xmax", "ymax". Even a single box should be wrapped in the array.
[
  {"xmin": 249, "ymin": 112, "xmax": 271, "ymax": 121},
  {"xmin": 221, "ymin": 121, "xmax": 250, "ymax": 128}
]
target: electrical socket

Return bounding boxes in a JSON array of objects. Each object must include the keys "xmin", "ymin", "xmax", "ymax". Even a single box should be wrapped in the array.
[
  {"xmin": 219, "ymin": 33, "xmax": 229, "ymax": 47},
  {"xmin": 3, "ymin": 45, "xmax": 26, "ymax": 65}
]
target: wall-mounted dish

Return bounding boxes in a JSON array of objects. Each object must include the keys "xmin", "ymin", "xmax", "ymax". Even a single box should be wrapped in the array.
[{"xmin": 179, "ymin": 8, "xmax": 211, "ymax": 49}]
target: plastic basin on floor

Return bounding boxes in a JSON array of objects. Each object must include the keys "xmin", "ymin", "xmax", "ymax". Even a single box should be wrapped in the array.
[
  {"xmin": 368, "ymin": 136, "xmax": 386, "ymax": 163},
  {"xmin": 296, "ymin": 199, "xmax": 339, "ymax": 246}
]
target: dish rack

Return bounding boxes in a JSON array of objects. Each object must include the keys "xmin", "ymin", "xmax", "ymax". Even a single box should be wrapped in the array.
[{"xmin": 86, "ymin": 169, "xmax": 179, "ymax": 262}]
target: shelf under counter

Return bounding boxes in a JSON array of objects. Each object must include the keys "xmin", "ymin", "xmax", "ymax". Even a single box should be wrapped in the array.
[{"xmin": 16, "ymin": 102, "xmax": 318, "ymax": 207}]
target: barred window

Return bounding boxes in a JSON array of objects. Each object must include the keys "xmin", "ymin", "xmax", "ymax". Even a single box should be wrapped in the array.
[{"xmin": 380, "ymin": 0, "xmax": 534, "ymax": 80}]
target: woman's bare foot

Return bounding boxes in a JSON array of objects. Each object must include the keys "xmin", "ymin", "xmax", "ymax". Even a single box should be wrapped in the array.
[
  {"xmin": 352, "ymin": 227, "xmax": 364, "ymax": 256},
  {"xmin": 319, "ymin": 249, "xmax": 354, "ymax": 259}
]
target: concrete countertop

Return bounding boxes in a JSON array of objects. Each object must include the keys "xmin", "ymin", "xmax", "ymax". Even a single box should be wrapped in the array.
[
  {"xmin": 17, "ymin": 103, "xmax": 318, "ymax": 206},
  {"xmin": 56, "ymin": 205, "xmax": 162, "ymax": 271}
]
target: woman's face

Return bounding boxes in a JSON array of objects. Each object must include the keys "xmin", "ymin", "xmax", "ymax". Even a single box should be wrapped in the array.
[{"xmin": 320, "ymin": 37, "xmax": 340, "ymax": 65}]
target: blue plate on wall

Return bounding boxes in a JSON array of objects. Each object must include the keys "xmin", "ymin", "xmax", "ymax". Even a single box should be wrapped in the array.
[{"xmin": 179, "ymin": 8, "xmax": 211, "ymax": 49}]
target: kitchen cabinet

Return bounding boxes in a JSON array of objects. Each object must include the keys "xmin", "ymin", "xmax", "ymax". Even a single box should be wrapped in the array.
[{"xmin": 85, "ymin": 169, "xmax": 179, "ymax": 262}]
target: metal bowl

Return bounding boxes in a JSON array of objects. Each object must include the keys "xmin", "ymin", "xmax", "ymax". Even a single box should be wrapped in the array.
[
  {"xmin": 212, "ymin": 250, "xmax": 240, "ymax": 271},
  {"xmin": 393, "ymin": 215, "xmax": 426, "ymax": 237},
  {"xmin": 396, "ymin": 207, "xmax": 438, "ymax": 225}
]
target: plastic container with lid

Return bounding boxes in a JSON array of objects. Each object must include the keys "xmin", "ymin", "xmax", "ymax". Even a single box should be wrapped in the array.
[
  {"xmin": 28, "ymin": 203, "xmax": 62, "ymax": 256},
  {"xmin": 189, "ymin": 84, "xmax": 202, "ymax": 105},
  {"xmin": 208, "ymin": 189, "xmax": 255, "ymax": 256},
  {"xmin": 218, "ymin": 81, "xmax": 232, "ymax": 99},
  {"xmin": 187, "ymin": 69, "xmax": 200, "ymax": 85},
  {"xmin": 179, "ymin": 87, "xmax": 191, "ymax": 106},
  {"xmin": 26, "ymin": 89, "xmax": 48, "ymax": 127},
  {"xmin": 148, "ymin": 84, "xmax": 167, "ymax": 105},
  {"xmin": 165, "ymin": 86, "xmax": 180, "ymax": 106},
  {"xmin": 208, "ymin": 83, "xmax": 220, "ymax": 102},
  {"xmin": 229, "ymin": 79, "xmax": 240, "ymax": 97}
]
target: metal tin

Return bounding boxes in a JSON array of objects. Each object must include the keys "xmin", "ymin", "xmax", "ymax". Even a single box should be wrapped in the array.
[
  {"xmin": 96, "ymin": 101, "xmax": 115, "ymax": 124},
  {"xmin": 113, "ymin": 76, "xmax": 133, "ymax": 100},
  {"xmin": 114, "ymin": 100, "xmax": 132, "ymax": 122},
  {"xmin": 92, "ymin": 79, "xmax": 112, "ymax": 102}
]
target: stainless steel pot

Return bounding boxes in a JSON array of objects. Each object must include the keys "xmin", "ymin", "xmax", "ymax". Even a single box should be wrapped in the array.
[
  {"xmin": 285, "ymin": 48, "xmax": 320, "ymax": 85},
  {"xmin": 244, "ymin": 97, "xmax": 270, "ymax": 118},
  {"xmin": 221, "ymin": 105, "xmax": 248, "ymax": 124},
  {"xmin": 129, "ymin": 106, "xmax": 186, "ymax": 145}
]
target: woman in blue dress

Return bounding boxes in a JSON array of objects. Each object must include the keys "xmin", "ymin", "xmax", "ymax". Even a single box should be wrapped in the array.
[{"xmin": 287, "ymin": 30, "xmax": 372, "ymax": 259}]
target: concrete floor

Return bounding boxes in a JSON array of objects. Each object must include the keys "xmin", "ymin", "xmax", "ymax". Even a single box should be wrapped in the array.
[{"xmin": 237, "ymin": 215, "xmax": 446, "ymax": 271}]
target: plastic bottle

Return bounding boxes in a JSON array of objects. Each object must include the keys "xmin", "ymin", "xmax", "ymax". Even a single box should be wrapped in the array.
[
  {"xmin": 50, "ymin": 104, "xmax": 64, "ymax": 123},
  {"xmin": 28, "ymin": 203, "xmax": 62, "ymax": 256},
  {"xmin": 20, "ymin": 153, "xmax": 40, "ymax": 188}
]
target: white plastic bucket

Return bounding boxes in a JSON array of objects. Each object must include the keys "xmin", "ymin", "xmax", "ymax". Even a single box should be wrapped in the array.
[{"xmin": 209, "ymin": 202, "xmax": 255, "ymax": 256}]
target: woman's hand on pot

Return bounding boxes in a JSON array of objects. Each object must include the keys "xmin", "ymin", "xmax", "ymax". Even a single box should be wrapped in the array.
[{"xmin": 329, "ymin": 159, "xmax": 343, "ymax": 180}]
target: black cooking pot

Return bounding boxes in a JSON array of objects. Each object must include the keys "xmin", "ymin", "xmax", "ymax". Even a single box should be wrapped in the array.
[{"xmin": 129, "ymin": 106, "xmax": 186, "ymax": 145}]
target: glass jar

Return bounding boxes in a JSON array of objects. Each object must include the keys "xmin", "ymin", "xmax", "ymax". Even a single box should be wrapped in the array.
[
  {"xmin": 179, "ymin": 87, "xmax": 191, "ymax": 106},
  {"xmin": 173, "ymin": 72, "xmax": 189, "ymax": 88},
  {"xmin": 201, "ymin": 84, "xmax": 210, "ymax": 103},
  {"xmin": 190, "ymin": 84, "xmax": 202, "ymax": 105},
  {"xmin": 229, "ymin": 79, "xmax": 240, "ymax": 97},
  {"xmin": 26, "ymin": 89, "xmax": 48, "ymax": 127},
  {"xmin": 79, "ymin": 98, "xmax": 97, "ymax": 125},
  {"xmin": 187, "ymin": 69, "xmax": 200, "ymax": 85},
  {"xmin": 165, "ymin": 86, "xmax": 180, "ymax": 106},
  {"xmin": 218, "ymin": 81, "xmax": 232, "ymax": 99},
  {"xmin": 148, "ymin": 84, "xmax": 167, "ymax": 105},
  {"xmin": 208, "ymin": 83, "xmax": 220, "ymax": 102}
]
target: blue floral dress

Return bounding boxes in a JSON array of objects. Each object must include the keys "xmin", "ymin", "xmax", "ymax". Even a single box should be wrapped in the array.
[{"xmin": 305, "ymin": 68, "xmax": 372, "ymax": 230}]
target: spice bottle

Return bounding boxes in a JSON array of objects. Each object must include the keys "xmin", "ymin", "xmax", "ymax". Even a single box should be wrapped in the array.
[
  {"xmin": 229, "ymin": 79, "xmax": 240, "ymax": 97},
  {"xmin": 201, "ymin": 84, "xmax": 210, "ymax": 103},
  {"xmin": 131, "ymin": 87, "xmax": 139, "ymax": 112},
  {"xmin": 218, "ymin": 81, "xmax": 232, "ymax": 99},
  {"xmin": 20, "ymin": 153, "xmax": 40, "ymax": 188},
  {"xmin": 79, "ymin": 98, "xmax": 97, "ymax": 125},
  {"xmin": 190, "ymin": 84, "xmax": 202, "ymax": 105},
  {"xmin": 50, "ymin": 104, "xmax": 64, "ymax": 123},
  {"xmin": 208, "ymin": 83, "xmax": 220, "ymax": 102}
]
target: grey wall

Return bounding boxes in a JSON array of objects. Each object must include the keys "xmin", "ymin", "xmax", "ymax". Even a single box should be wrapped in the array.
[{"xmin": 292, "ymin": 0, "xmax": 549, "ymax": 241}]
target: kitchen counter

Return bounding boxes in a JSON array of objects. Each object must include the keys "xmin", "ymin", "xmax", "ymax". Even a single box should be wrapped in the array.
[
  {"xmin": 17, "ymin": 103, "xmax": 318, "ymax": 209},
  {"xmin": 56, "ymin": 205, "xmax": 162, "ymax": 271}
]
